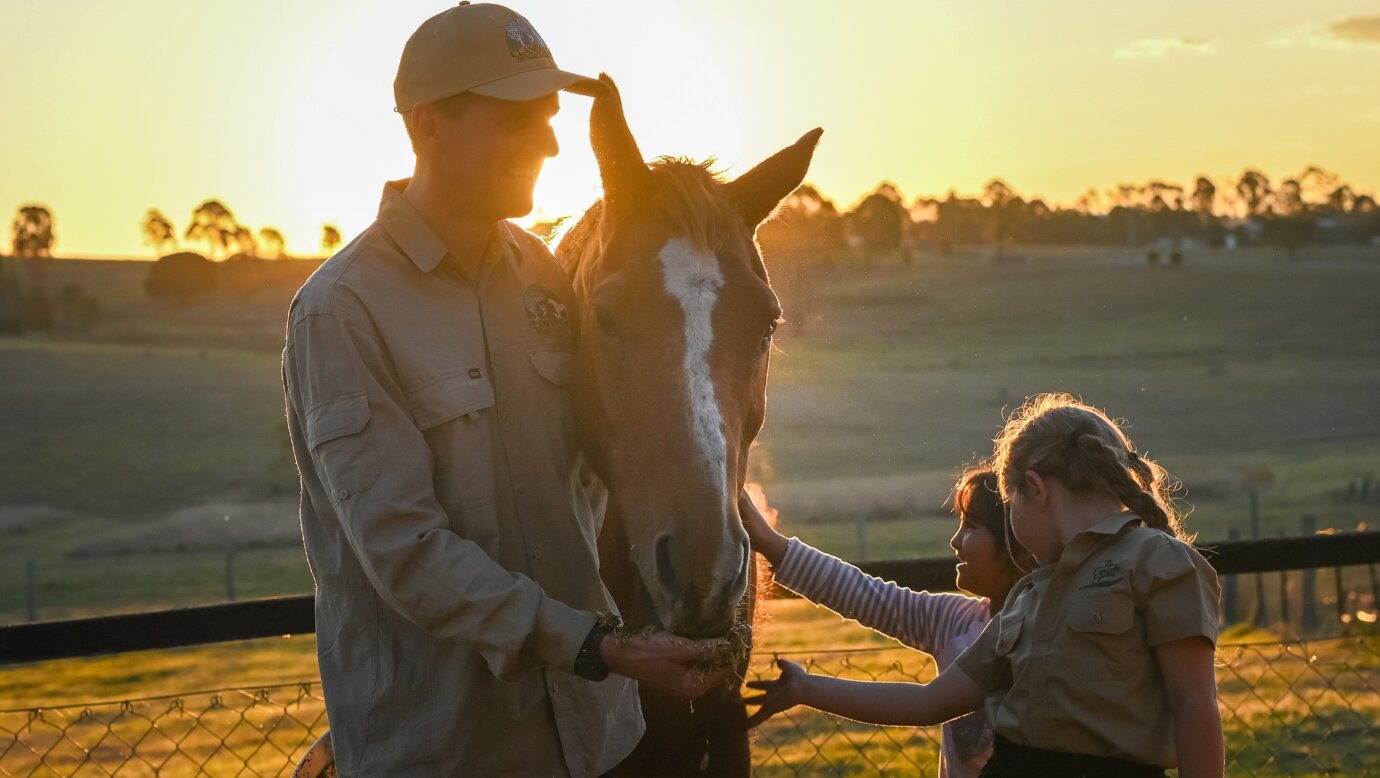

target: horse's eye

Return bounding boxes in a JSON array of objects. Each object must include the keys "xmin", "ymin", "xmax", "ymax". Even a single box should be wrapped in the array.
[{"xmin": 594, "ymin": 306, "xmax": 615, "ymax": 333}]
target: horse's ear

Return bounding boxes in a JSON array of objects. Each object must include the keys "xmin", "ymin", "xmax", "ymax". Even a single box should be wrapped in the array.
[
  {"xmin": 724, "ymin": 128, "xmax": 823, "ymax": 227},
  {"xmin": 590, "ymin": 74, "xmax": 654, "ymax": 211}
]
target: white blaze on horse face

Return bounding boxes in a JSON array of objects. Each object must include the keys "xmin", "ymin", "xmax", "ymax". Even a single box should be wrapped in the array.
[{"xmin": 658, "ymin": 238, "xmax": 728, "ymax": 501}]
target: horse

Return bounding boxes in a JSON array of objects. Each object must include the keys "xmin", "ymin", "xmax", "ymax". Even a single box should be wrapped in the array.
[{"xmin": 555, "ymin": 76, "xmax": 821, "ymax": 776}]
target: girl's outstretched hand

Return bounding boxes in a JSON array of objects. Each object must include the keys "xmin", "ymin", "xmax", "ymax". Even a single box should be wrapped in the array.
[
  {"xmin": 738, "ymin": 491, "xmax": 787, "ymax": 565},
  {"xmin": 744, "ymin": 658, "xmax": 809, "ymax": 728}
]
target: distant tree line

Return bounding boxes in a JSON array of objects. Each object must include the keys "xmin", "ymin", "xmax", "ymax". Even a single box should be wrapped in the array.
[
  {"xmin": 143, "ymin": 199, "xmax": 342, "ymax": 261},
  {"xmin": 756, "ymin": 166, "xmax": 1380, "ymax": 264},
  {"xmin": 4, "ymin": 201, "xmax": 343, "ymax": 262},
  {"xmin": 140, "ymin": 201, "xmax": 341, "ymax": 301}
]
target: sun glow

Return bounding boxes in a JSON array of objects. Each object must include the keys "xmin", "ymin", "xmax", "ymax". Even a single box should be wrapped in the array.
[{"xmin": 3, "ymin": 0, "xmax": 1379, "ymax": 258}]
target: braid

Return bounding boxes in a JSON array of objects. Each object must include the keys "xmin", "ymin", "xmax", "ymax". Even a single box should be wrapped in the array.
[
  {"xmin": 991, "ymin": 393, "xmax": 1191, "ymax": 542},
  {"xmin": 1071, "ymin": 431, "xmax": 1189, "ymax": 542}
]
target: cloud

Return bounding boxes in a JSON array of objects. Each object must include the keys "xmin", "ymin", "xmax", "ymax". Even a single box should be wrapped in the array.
[
  {"xmin": 1273, "ymin": 16, "xmax": 1380, "ymax": 49},
  {"xmin": 1114, "ymin": 36, "xmax": 1214, "ymax": 60},
  {"xmin": 1326, "ymin": 15, "xmax": 1380, "ymax": 46}
]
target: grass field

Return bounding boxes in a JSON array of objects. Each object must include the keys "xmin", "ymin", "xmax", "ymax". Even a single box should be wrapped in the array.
[
  {"xmin": 2, "ymin": 247, "xmax": 1379, "ymax": 623},
  {"xmin": 2, "ymin": 598, "xmax": 1376, "ymax": 776}
]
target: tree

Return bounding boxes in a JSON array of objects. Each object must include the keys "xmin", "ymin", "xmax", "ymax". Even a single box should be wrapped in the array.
[
  {"xmin": 1265, "ymin": 178, "xmax": 1313, "ymax": 258},
  {"xmin": 1073, "ymin": 188, "xmax": 1103, "ymax": 214},
  {"xmin": 233, "ymin": 226, "xmax": 258, "ymax": 256},
  {"xmin": 757, "ymin": 184, "xmax": 846, "ymax": 261},
  {"xmin": 1236, "ymin": 170, "xmax": 1273, "ymax": 217},
  {"xmin": 185, "ymin": 200, "xmax": 239, "ymax": 259},
  {"xmin": 849, "ymin": 188, "xmax": 906, "ymax": 259},
  {"xmin": 1191, "ymin": 177, "xmax": 1216, "ymax": 217},
  {"xmin": 1326, "ymin": 185, "xmax": 1356, "ymax": 214},
  {"xmin": 259, "ymin": 228, "xmax": 286, "ymax": 258},
  {"xmin": 322, "ymin": 224, "xmax": 342, "ymax": 255},
  {"xmin": 1297, "ymin": 166, "xmax": 1340, "ymax": 205},
  {"xmin": 144, "ymin": 252, "xmax": 218, "ymax": 300},
  {"xmin": 982, "ymin": 178, "xmax": 1019, "ymax": 259},
  {"xmin": 141, "ymin": 209, "xmax": 177, "ymax": 257},
  {"xmin": 11, "ymin": 205, "xmax": 55, "ymax": 258}
]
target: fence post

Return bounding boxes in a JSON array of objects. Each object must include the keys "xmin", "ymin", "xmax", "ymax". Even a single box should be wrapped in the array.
[
  {"xmin": 854, "ymin": 515, "xmax": 867, "ymax": 562},
  {"xmin": 1222, "ymin": 529, "xmax": 1239, "ymax": 625},
  {"xmin": 225, "ymin": 547, "xmax": 237, "ymax": 602},
  {"xmin": 1249, "ymin": 489, "xmax": 1260, "ymax": 538},
  {"xmin": 25, "ymin": 559, "xmax": 37, "ymax": 623},
  {"xmin": 1300, "ymin": 516, "xmax": 1318, "ymax": 633},
  {"xmin": 1334, "ymin": 565, "xmax": 1345, "ymax": 624},
  {"xmin": 1369, "ymin": 562, "xmax": 1379, "ymax": 614},
  {"xmin": 1279, "ymin": 569, "xmax": 1290, "ymax": 633},
  {"xmin": 1249, "ymin": 491, "xmax": 1266, "ymax": 627}
]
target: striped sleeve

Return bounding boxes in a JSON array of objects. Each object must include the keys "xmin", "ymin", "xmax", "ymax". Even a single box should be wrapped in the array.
[{"xmin": 774, "ymin": 538, "xmax": 988, "ymax": 655}]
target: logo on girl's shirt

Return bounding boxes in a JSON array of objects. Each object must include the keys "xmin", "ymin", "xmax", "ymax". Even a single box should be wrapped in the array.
[{"xmin": 1080, "ymin": 559, "xmax": 1124, "ymax": 589}]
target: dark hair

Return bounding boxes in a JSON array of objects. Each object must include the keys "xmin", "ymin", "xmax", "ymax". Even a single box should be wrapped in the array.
[
  {"xmin": 990, "ymin": 393, "xmax": 1190, "ymax": 541},
  {"xmin": 400, "ymin": 91, "xmax": 476, "ymax": 155},
  {"xmin": 953, "ymin": 468, "xmax": 1028, "ymax": 559}
]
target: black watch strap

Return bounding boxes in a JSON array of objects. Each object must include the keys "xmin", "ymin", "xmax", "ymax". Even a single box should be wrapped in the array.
[{"xmin": 573, "ymin": 621, "xmax": 615, "ymax": 681}]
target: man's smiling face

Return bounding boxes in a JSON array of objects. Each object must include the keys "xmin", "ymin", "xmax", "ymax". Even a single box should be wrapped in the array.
[{"xmin": 431, "ymin": 91, "xmax": 561, "ymax": 221}]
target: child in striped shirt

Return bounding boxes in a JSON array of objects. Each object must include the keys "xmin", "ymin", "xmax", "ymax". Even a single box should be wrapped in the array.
[{"xmin": 741, "ymin": 470, "xmax": 1031, "ymax": 778}]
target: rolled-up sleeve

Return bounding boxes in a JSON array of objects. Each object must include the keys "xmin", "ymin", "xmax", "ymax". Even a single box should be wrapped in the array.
[
  {"xmin": 285, "ymin": 305, "xmax": 593, "ymax": 678},
  {"xmin": 953, "ymin": 617, "xmax": 1010, "ymax": 693}
]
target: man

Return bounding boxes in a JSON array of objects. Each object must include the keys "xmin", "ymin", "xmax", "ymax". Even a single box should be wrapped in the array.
[{"xmin": 282, "ymin": 5, "xmax": 729, "ymax": 776}]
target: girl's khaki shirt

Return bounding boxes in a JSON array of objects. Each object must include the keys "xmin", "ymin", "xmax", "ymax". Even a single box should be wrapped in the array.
[{"xmin": 954, "ymin": 512, "xmax": 1219, "ymax": 768}]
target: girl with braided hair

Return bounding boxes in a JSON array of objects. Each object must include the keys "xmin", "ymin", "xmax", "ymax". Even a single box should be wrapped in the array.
[{"xmin": 746, "ymin": 393, "xmax": 1222, "ymax": 778}]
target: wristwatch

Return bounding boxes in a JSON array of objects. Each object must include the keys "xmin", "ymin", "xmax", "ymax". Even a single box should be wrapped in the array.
[{"xmin": 573, "ymin": 621, "xmax": 616, "ymax": 681}]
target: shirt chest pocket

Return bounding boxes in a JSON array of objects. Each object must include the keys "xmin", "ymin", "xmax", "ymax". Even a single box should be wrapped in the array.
[
  {"xmin": 995, "ymin": 610, "xmax": 1023, "ymax": 657},
  {"xmin": 528, "ymin": 349, "xmax": 576, "ymax": 387},
  {"xmin": 1065, "ymin": 592, "xmax": 1137, "ymax": 679},
  {"xmin": 405, "ymin": 372, "xmax": 499, "ymax": 515},
  {"xmin": 525, "ymin": 348, "xmax": 580, "ymax": 451}
]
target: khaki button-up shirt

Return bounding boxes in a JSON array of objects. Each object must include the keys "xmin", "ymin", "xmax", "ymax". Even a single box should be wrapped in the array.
[
  {"xmin": 954, "ymin": 512, "xmax": 1219, "ymax": 768},
  {"xmin": 282, "ymin": 181, "xmax": 643, "ymax": 777}
]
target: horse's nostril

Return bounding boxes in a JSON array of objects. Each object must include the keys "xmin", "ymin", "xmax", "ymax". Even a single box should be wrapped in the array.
[{"xmin": 655, "ymin": 533, "xmax": 684, "ymax": 602}]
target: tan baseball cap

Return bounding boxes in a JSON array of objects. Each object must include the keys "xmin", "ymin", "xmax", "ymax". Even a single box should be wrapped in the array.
[{"xmin": 394, "ymin": 2, "xmax": 599, "ymax": 112}]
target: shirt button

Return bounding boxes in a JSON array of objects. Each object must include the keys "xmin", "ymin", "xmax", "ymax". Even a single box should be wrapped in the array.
[
  {"xmin": 550, "ymin": 681, "xmax": 560, "ymax": 693},
  {"xmin": 337, "ymin": 489, "xmax": 349, "ymax": 500},
  {"xmin": 533, "ymin": 548, "xmax": 543, "ymax": 560}
]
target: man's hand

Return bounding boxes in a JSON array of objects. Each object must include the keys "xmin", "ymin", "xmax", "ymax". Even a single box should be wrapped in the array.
[
  {"xmin": 601, "ymin": 630, "xmax": 737, "ymax": 699},
  {"xmin": 743, "ymin": 658, "xmax": 810, "ymax": 728}
]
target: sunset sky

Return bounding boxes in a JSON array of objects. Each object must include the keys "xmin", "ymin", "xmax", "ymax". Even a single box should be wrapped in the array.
[{"xmin": 3, "ymin": 0, "xmax": 1379, "ymax": 259}]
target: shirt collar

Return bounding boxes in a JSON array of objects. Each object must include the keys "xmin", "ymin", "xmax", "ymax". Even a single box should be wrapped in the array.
[
  {"xmin": 1052, "ymin": 510, "xmax": 1143, "ymax": 575},
  {"xmin": 377, "ymin": 179, "xmax": 520, "ymax": 274},
  {"xmin": 1079, "ymin": 510, "xmax": 1144, "ymax": 538}
]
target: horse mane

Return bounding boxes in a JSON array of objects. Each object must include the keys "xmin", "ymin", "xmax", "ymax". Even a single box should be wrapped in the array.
[{"xmin": 556, "ymin": 158, "xmax": 742, "ymax": 281}]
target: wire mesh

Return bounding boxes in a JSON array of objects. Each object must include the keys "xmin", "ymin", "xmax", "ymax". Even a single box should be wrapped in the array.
[{"xmin": 1, "ymin": 636, "xmax": 1376, "ymax": 776}]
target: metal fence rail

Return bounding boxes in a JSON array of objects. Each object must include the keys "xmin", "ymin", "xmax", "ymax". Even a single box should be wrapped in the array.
[{"xmin": 4, "ymin": 635, "xmax": 1377, "ymax": 777}]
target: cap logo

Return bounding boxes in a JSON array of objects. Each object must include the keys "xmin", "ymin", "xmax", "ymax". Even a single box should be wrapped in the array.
[{"xmin": 505, "ymin": 18, "xmax": 551, "ymax": 62}]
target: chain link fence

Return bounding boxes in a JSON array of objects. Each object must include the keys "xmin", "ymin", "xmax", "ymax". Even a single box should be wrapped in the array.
[{"xmin": 3, "ymin": 635, "xmax": 1377, "ymax": 776}]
